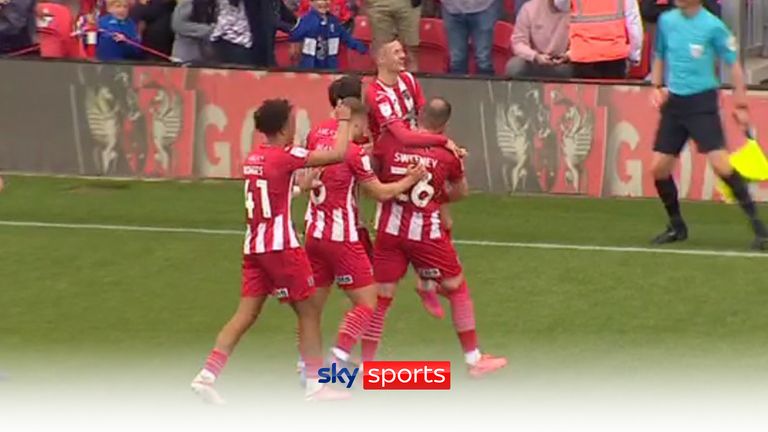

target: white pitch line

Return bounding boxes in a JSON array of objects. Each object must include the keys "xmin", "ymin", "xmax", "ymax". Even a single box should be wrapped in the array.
[{"xmin": 1, "ymin": 219, "xmax": 767, "ymax": 259}]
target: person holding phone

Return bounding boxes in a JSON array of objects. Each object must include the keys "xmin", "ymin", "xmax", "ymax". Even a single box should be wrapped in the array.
[{"xmin": 505, "ymin": 0, "xmax": 571, "ymax": 78}]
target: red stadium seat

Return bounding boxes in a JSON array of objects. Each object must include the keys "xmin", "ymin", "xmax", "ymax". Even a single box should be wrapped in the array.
[
  {"xmin": 628, "ymin": 30, "xmax": 653, "ymax": 80},
  {"xmin": 346, "ymin": 15, "xmax": 374, "ymax": 72},
  {"xmin": 37, "ymin": 3, "xmax": 82, "ymax": 58},
  {"xmin": 418, "ymin": 18, "xmax": 449, "ymax": 74},
  {"xmin": 274, "ymin": 31, "xmax": 295, "ymax": 68},
  {"xmin": 492, "ymin": 21, "xmax": 514, "ymax": 75}
]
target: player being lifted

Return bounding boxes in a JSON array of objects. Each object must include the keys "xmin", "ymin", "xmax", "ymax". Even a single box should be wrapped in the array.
[
  {"xmin": 365, "ymin": 39, "xmax": 460, "ymax": 319},
  {"xmin": 191, "ymin": 99, "xmax": 355, "ymax": 403},
  {"xmin": 302, "ymin": 96, "xmax": 426, "ymax": 367},
  {"xmin": 361, "ymin": 97, "xmax": 508, "ymax": 376}
]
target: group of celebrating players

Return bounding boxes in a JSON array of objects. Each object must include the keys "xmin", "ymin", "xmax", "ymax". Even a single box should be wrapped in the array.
[{"xmin": 191, "ymin": 39, "xmax": 507, "ymax": 403}]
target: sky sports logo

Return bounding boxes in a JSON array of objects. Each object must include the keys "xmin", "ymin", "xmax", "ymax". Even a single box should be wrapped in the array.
[{"xmin": 318, "ymin": 361, "xmax": 451, "ymax": 390}]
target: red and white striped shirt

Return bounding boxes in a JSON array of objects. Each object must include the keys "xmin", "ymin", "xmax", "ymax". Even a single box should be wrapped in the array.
[
  {"xmin": 375, "ymin": 140, "xmax": 464, "ymax": 241},
  {"xmin": 304, "ymin": 131, "xmax": 375, "ymax": 243},
  {"xmin": 242, "ymin": 145, "xmax": 308, "ymax": 255},
  {"xmin": 365, "ymin": 72, "xmax": 425, "ymax": 143}
]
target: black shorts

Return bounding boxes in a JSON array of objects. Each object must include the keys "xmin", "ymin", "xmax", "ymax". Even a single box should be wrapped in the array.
[{"xmin": 653, "ymin": 89, "xmax": 725, "ymax": 155}]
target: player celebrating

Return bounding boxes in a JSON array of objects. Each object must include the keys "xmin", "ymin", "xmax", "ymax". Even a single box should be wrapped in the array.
[
  {"xmin": 366, "ymin": 39, "xmax": 458, "ymax": 318},
  {"xmin": 304, "ymin": 96, "xmax": 426, "ymax": 366},
  {"xmin": 191, "ymin": 99, "xmax": 355, "ymax": 404},
  {"xmin": 361, "ymin": 97, "xmax": 508, "ymax": 377},
  {"xmin": 650, "ymin": 0, "xmax": 767, "ymax": 249}
]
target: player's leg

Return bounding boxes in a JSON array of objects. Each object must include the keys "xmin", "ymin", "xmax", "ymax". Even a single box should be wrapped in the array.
[
  {"xmin": 330, "ymin": 242, "xmax": 377, "ymax": 364},
  {"xmin": 687, "ymin": 109, "xmax": 768, "ymax": 249},
  {"xmin": 363, "ymin": 233, "xmax": 408, "ymax": 362},
  {"xmin": 191, "ymin": 256, "xmax": 271, "ymax": 404},
  {"xmin": 413, "ymin": 205, "xmax": 453, "ymax": 319},
  {"xmin": 413, "ymin": 238, "xmax": 507, "ymax": 377},
  {"xmin": 277, "ymin": 248, "xmax": 350, "ymax": 400},
  {"xmin": 650, "ymin": 100, "xmax": 690, "ymax": 244},
  {"xmin": 297, "ymin": 239, "xmax": 336, "ymax": 372}
]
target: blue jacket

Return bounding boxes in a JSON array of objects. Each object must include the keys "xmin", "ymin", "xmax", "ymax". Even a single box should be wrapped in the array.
[
  {"xmin": 96, "ymin": 14, "xmax": 143, "ymax": 61},
  {"xmin": 288, "ymin": 9, "xmax": 367, "ymax": 70}
]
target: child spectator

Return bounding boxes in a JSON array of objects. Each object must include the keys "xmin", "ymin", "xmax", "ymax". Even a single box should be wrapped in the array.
[
  {"xmin": 296, "ymin": 0, "xmax": 353, "ymax": 29},
  {"xmin": 289, "ymin": 0, "xmax": 366, "ymax": 70},
  {"xmin": 97, "ymin": 0, "xmax": 143, "ymax": 61}
]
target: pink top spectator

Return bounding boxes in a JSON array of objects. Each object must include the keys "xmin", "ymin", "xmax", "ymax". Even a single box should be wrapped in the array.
[{"xmin": 512, "ymin": 0, "xmax": 569, "ymax": 62}]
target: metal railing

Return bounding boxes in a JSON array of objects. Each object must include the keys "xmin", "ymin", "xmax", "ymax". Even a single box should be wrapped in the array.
[{"xmin": 722, "ymin": 0, "xmax": 768, "ymax": 58}]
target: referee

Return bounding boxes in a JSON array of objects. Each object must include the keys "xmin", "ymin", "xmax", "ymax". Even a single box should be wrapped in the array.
[{"xmin": 650, "ymin": 0, "xmax": 767, "ymax": 250}]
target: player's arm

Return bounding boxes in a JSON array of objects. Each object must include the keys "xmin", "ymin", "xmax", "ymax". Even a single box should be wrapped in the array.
[
  {"xmin": 713, "ymin": 23, "xmax": 749, "ymax": 124},
  {"xmin": 360, "ymin": 164, "xmax": 427, "ymax": 201},
  {"xmin": 305, "ymin": 104, "xmax": 351, "ymax": 167},
  {"xmin": 293, "ymin": 168, "xmax": 322, "ymax": 195},
  {"xmin": 385, "ymin": 121, "xmax": 448, "ymax": 148},
  {"xmin": 445, "ymin": 177, "xmax": 469, "ymax": 203},
  {"xmin": 650, "ymin": 16, "xmax": 668, "ymax": 107}
]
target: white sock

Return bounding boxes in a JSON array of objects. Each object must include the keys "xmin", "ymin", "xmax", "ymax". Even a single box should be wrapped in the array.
[
  {"xmin": 464, "ymin": 349, "xmax": 481, "ymax": 366},
  {"xmin": 305, "ymin": 378, "xmax": 322, "ymax": 396},
  {"xmin": 196, "ymin": 369, "xmax": 216, "ymax": 383},
  {"xmin": 331, "ymin": 347, "xmax": 350, "ymax": 362},
  {"xmin": 297, "ymin": 358, "xmax": 305, "ymax": 369}
]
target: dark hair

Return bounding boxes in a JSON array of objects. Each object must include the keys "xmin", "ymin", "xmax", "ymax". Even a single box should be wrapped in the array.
[
  {"xmin": 340, "ymin": 97, "xmax": 368, "ymax": 117},
  {"xmin": 328, "ymin": 75, "xmax": 363, "ymax": 108},
  {"xmin": 191, "ymin": 0, "xmax": 217, "ymax": 24},
  {"xmin": 227, "ymin": 0, "xmax": 241, "ymax": 8},
  {"xmin": 422, "ymin": 97, "xmax": 452, "ymax": 130},
  {"xmin": 254, "ymin": 99, "xmax": 293, "ymax": 136}
]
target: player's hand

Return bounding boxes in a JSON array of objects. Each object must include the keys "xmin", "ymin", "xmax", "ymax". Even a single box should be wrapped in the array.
[
  {"xmin": 113, "ymin": 33, "xmax": 127, "ymax": 43},
  {"xmin": 361, "ymin": 142, "xmax": 373, "ymax": 155},
  {"xmin": 335, "ymin": 101, "xmax": 352, "ymax": 121},
  {"xmin": 457, "ymin": 147, "xmax": 468, "ymax": 159},
  {"xmin": 446, "ymin": 139, "xmax": 463, "ymax": 158},
  {"xmin": 535, "ymin": 53, "xmax": 553, "ymax": 65},
  {"xmin": 733, "ymin": 106, "xmax": 750, "ymax": 129},
  {"xmin": 651, "ymin": 87, "xmax": 668, "ymax": 109},
  {"xmin": 405, "ymin": 163, "xmax": 428, "ymax": 182}
]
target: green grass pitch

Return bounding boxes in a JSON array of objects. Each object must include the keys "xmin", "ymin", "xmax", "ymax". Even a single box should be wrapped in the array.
[{"xmin": 2, "ymin": 175, "xmax": 768, "ymax": 393}]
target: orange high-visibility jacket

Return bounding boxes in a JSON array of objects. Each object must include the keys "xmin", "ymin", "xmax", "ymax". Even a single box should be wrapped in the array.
[{"xmin": 569, "ymin": 0, "xmax": 630, "ymax": 63}]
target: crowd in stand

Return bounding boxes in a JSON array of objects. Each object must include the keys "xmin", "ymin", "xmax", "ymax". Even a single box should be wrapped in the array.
[{"xmin": 0, "ymin": 0, "xmax": 724, "ymax": 78}]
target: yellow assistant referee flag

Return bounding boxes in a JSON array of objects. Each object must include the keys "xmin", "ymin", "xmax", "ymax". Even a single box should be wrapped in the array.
[{"xmin": 717, "ymin": 128, "xmax": 768, "ymax": 203}]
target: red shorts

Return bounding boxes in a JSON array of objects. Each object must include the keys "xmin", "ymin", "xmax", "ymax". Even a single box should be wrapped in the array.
[
  {"xmin": 305, "ymin": 237, "xmax": 374, "ymax": 290},
  {"xmin": 241, "ymin": 248, "xmax": 316, "ymax": 303},
  {"xmin": 373, "ymin": 232, "xmax": 463, "ymax": 284}
]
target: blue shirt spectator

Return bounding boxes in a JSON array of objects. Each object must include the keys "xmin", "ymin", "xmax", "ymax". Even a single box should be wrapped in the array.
[
  {"xmin": 289, "ymin": 0, "xmax": 366, "ymax": 70},
  {"xmin": 655, "ymin": 7, "xmax": 736, "ymax": 96},
  {"xmin": 97, "ymin": 1, "xmax": 143, "ymax": 61}
]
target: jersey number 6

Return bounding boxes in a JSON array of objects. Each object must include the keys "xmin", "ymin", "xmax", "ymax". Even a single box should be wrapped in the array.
[{"xmin": 398, "ymin": 173, "xmax": 435, "ymax": 208}]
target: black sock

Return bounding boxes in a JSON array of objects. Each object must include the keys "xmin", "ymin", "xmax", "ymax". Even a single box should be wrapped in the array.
[
  {"xmin": 654, "ymin": 177, "xmax": 684, "ymax": 228},
  {"xmin": 721, "ymin": 171, "xmax": 766, "ymax": 236}
]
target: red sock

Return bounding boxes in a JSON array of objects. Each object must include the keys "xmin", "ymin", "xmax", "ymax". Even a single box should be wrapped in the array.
[
  {"xmin": 445, "ymin": 281, "xmax": 478, "ymax": 353},
  {"xmin": 203, "ymin": 349, "xmax": 229, "ymax": 378},
  {"xmin": 361, "ymin": 296, "xmax": 393, "ymax": 362},
  {"xmin": 335, "ymin": 304, "xmax": 375, "ymax": 356}
]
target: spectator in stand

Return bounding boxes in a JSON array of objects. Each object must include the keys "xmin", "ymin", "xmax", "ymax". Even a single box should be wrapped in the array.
[
  {"xmin": 554, "ymin": 0, "xmax": 643, "ymax": 79},
  {"xmin": 131, "ymin": 0, "xmax": 177, "ymax": 61},
  {"xmin": 513, "ymin": 0, "xmax": 529, "ymax": 18},
  {"xmin": 442, "ymin": 0, "xmax": 499, "ymax": 75},
  {"xmin": 243, "ymin": 0, "xmax": 296, "ymax": 66},
  {"xmin": 505, "ymin": 0, "xmax": 570, "ymax": 78},
  {"xmin": 0, "ymin": 0, "xmax": 37, "ymax": 56},
  {"xmin": 209, "ymin": 0, "xmax": 253, "ymax": 65},
  {"xmin": 366, "ymin": 0, "xmax": 421, "ymax": 70},
  {"xmin": 288, "ymin": 0, "xmax": 367, "ymax": 70},
  {"xmin": 296, "ymin": 0, "xmax": 352, "ymax": 29},
  {"xmin": 97, "ymin": 0, "xmax": 143, "ymax": 61},
  {"xmin": 171, "ymin": 0, "xmax": 216, "ymax": 63}
]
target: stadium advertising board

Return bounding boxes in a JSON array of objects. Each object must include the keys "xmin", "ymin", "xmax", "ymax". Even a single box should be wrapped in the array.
[{"xmin": 2, "ymin": 59, "xmax": 768, "ymax": 201}]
